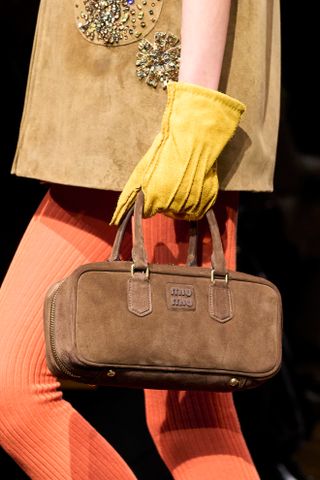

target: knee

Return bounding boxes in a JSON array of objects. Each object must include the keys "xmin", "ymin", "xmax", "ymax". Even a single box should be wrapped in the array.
[
  {"xmin": 0, "ymin": 355, "xmax": 61, "ymax": 431},
  {"xmin": 0, "ymin": 376, "xmax": 30, "ymax": 434},
  {"xmin": 0, "ymin": 356, "xmax": 29, "ymax": 419}
]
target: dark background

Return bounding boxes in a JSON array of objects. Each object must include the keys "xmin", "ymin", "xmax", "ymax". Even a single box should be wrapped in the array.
[{"xmin": 1, "ymin": 2, "xmax": 320, "ymax": 479}]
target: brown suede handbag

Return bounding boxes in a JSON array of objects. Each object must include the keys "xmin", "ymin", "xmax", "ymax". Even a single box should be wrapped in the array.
[{"xmin": 44, "ymin": 192, "xmax": 282, "ymax": 391}]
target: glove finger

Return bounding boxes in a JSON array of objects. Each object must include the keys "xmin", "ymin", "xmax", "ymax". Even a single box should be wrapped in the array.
[
  {"xmin": 184, "ymin": 163, "xmax": 218, "ymax": 217},
  {"xmin": 110, "ymin": 139, "xmax": 160, "ymax": 224},
  {"xmin": 167, "ymin": 144, "xmax": 209, "ymax": 216},
  {"xmin": 192, "ymin": 170, "xmax": 219, "ymax": 218},
  {"xmin": 166, "ymin": 169, "xmax": 218, "ymax": 221},
  {"xmin": 175, "ymin": 150, "xmax": 209, "ymax": 212},
  {"xmin": 142, "ymin": 138, "xmax": 194, "ymax": 215},
  {"xmin": 140, "ymin": 133, "xmax": 164, "ymax": 184},
  {"xmin": 154, "ymin": 140, "xmax": 214, "ymax": 214},
  {"xmin": 110, "ymin": 187, "xmax": 140, "ymax": 225}
]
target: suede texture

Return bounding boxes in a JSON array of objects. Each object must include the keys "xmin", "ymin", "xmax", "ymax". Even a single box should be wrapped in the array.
[
  {"xmin": 44, "ymin": 262, "xmax": 282, "ymax": 391},
  {"xmin": 44, "ymin": 194, "xmax": 282, "ymax": 391},
  {"xmin": 12, "ymin": 0, "xmax": 280, "ymax": 192},
  {"xmin": 110, "ymin": 81, "xmax": 245, "ymax": 223}
]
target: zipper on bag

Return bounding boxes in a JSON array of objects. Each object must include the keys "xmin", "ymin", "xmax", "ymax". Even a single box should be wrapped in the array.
[{"xmin": 48, "ymin": 281, "xmax": 81, "ymax": 379}]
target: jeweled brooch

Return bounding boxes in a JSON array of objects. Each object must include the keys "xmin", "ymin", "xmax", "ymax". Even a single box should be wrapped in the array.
[
  {"xmin": 75, "ymin": 0, "xmax": 180, "ymax": 89},
  {"xmin": 136, "ymin": 32, "xmax": 180, "ymax": 89},
  {"xmin": 75, "ymin": 0, "xmax": 163, "ymax": 46}
]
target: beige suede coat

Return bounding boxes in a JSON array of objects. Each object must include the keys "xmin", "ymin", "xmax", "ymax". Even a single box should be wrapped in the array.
[{"xmin": 12, "ymin": 0, "xmax": 280, "ymax": 192}]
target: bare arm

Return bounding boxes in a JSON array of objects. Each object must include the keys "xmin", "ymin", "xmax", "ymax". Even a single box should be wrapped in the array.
[{"xmin": 179, "ymin": 0, "xmax": 231, "ymax": 90}]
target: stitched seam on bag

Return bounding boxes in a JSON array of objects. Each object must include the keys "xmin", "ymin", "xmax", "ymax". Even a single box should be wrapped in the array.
[
  {"xmin": 208, "ymin": 284, "xmax": 233, "ymax": 322},
  {"xmin": 127, "ymin": 278, "xmax": 152, "ymax": 316},
  {"xmin": 72, "ymin": 356, "xmax": 281, "ymax": 376}
]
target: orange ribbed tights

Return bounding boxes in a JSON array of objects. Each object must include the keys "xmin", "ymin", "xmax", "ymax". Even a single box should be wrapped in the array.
[{"xmin": 0, "ymin": 186, "xmax": 259, "ymax": 479}]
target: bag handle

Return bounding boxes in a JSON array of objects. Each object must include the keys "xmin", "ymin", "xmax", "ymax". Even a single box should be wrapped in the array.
[
  {"xmin": 110, "ymin": 193, "xmax": 198, "ymax": 266},
  {"xmin": 110, "ymin": 190, "xmax": 226, "ymax": 274},
  {"xmin": 109, "ymin": 204, "xmax": 135, "ymax": 262}
]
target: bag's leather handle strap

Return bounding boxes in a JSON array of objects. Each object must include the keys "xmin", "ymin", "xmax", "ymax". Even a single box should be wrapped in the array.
[
  {"xmin": 206, "ymin": 208, "xmax": 226, "ymax": 274},
  {"xmin": 109, "ymin": 204, "xmax": 134, "ymax": 261},
  {"xmin": 110, "ymin": 190, "xmax": 226, "ymax": 274},
  {"xmin": 132, "ymin": 193, "xmax": 203, "ymax": 269},
  {"xmin": 132, "ymin": 190, "xmax": 148, "ymax": 269},
  {"xmin": 110, "ymin": 195, "xmax": 197, "ymax": 266},
  {"xmin": 186, "ymin": 221, "xmax": 198, "ymax": 267}
]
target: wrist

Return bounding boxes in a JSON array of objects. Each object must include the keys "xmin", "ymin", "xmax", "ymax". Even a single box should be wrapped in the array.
[
  {"xmin": 167, "ymin": 81, "xmax": 246, "ymax": 116},
  {"xmin": 178, "ymin": 68, "xmax": 220, "ymax": 91},
  {"xmin": 179, "ymin": 0, "xmax": 231, "ymax": 92}
]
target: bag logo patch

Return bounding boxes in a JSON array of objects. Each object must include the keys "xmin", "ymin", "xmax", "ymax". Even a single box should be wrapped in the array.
[{"xmin": 166, "ymin": 284, "xmax": 195, "ymax": 310}]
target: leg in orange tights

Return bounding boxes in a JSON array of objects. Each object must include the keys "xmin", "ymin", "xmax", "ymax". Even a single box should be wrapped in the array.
[
  {"xmin": 0, "ymin": 188, "xmax": 136, "ymax": 480},
  {"xmin": 143, "ymin": 193, "xmax": 260, "ymax": 480},
  {"xmin": 0, "ymin": 186, "xmax": 258, "ymax": 479}
]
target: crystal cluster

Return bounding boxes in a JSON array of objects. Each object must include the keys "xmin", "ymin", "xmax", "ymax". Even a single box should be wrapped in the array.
[
  {"xmin": 136, "ymin": 32, "xmax": 180, "ymax": 89},
  {"xmin": 76, "ymin": 0, "xmax": 162, "ymax": 46}
]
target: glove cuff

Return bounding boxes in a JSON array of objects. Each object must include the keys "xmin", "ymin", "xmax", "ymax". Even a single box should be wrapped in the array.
[{"xmin": 167, "ymin": 80, "xmax": 246, "ymax": 115}]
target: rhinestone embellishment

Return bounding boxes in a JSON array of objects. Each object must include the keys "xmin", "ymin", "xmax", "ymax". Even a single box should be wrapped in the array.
[
  {"xmin": 75, "ymin": 0, "xmax": 163, "ymax": 46},
  {"xmin": 136, "ymin": 32, "xmax": 180, "ymax": 89}
]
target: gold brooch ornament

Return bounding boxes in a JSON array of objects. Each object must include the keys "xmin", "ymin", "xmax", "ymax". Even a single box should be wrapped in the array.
[
  {"xmin": 75, "ymin": 0, "xmax": 163, "ymax": 46},
  {"xmin": 74, "ymin": 0, "xmax": 181, "ymax": 89},
  {"xmin": 136, "ymin": 32, "xmax": 180, "ymax": 89}
]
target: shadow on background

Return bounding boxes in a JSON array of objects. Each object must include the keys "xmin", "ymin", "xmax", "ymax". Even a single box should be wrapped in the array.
[{"xmin": 232, "ymin": 2, "xmax": 320, "ymax": 478}]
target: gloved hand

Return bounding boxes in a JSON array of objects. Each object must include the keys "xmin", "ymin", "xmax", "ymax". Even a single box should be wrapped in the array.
[{"xmin": 110, "ymin": 81, "xmax": 245, "ymax": 224}]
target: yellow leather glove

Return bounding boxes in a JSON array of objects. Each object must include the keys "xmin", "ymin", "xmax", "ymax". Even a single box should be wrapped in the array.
[{"xmin": 110, "ymin": 81, "xmax": 245, "ymax": 224}]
